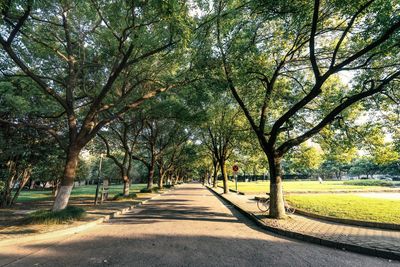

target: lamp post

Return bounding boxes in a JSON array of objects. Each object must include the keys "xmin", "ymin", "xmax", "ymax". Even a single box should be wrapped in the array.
[{"xmin": 94, "ymin": 153, "xmax": 104, "ymax": 205}]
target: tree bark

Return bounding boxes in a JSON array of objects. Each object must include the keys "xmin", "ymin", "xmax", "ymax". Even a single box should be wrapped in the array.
[
  {"xmin": 52, "ymin": 146, "xmax": 81, "ymax": 211},
  {"xmin": 147, "ymin": 159, "xmax": 155, "ymax": 190},
  {"xmin": 212, "ymin": 160, "xmax": 219, "ymax": 188},
  {"xmin": 122, "ymin": 170, "xmax": 130, "ymax": 197},
  {"xmin": 268, "ymin": 155, "xmax": 286, "ymax": 218},
  {"xmin": 158, "ymin": 169, "xmax": 165, "ymax": 189},
  {"xmin": 0, "ymin": 161, "xmax": 17, "ymax": 207},
  {"xmin": 219, "ymin": 159, "xmax": 228, "ymax": 194},
  {"xmin": 11, "ymin": 166, "xmax": 32, "ymax": 205}
]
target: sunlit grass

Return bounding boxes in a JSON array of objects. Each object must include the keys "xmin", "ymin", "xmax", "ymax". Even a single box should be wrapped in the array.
[
  {"xmin": 27, "ymin": 206, "xmax": 86, "ymax": 224},
  {"xmin": 220, "ymin": 180, "xmax": 399, "ymax": 193},
  {"xmin": 16, "ymin": 184, "xmax": 147, "ymax": 202},
  {"xmin": 286, "ymin": 194, "xmax": 400, "ymax": 224}
]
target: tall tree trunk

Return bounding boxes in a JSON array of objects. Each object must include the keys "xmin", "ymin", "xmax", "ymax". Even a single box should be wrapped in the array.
[
  {"xmin": 219, "ymin": 159, "xmax": 228, "ymax": 193},
  {"xmin": 147, "ymin": 159, "xmax": 155, "ymax": 190},
  {"xmin": 52, "ymin": 146, "xmax": 81, "ymax": 211},
  {"xmin": 11, "ymin": 166, "xmax": 32, "ymax": 205},
  {"xmin": 122, "ymin": 167, "xmax": 130, "ymax": 197},
  {"xmin": 0, "ymin": 161, "xmax": 17, "ymax": 207},
  {"xmin": 268, "ymin": 154, "xmax": 286, "ymax": 219},
  {"xmin": 212, "ymin": 161, "xmax": 218, "ymax": 188},
  {"xmin": 158, "ymin": 168, "xmax": 165, "ymax": 189}
]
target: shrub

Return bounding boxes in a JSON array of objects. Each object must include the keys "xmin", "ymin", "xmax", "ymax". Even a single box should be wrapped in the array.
[
  {"xmin": 27, "ymin": 206, "xmax": 86, "ymax": 224},
  {"xmin": 112, "ymin": 193, "xmax": 137, "ymax": 201},
  {"xmin": 343, "ymin": 179, "xmax": 394, "ymax": 187},
  {"xmin": 0, "ymin": 181, "xmax": 4, "ymax": 192},
  {"xmin": 140, "ymin": 188, "xmax": 158, "ymax": 193}
]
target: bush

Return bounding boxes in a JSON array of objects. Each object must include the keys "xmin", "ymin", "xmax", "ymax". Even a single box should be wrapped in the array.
[
  {"xmin": 0, "ymin": 181, "xmax": 4, "ymax": 192},
  {"xmin": 27, "ymin": 206, "xmax": 86, "ymax": 224},
  {"xmin": 112, "ymin": 192, "xmax": 137, "ymax": 201},
  {"xmin": 140, "ymin": 188, "xmax": 158, "ymax": 193},
  {"xmin": 343, "ymin": 179, "xmax": 394, "ymax": 187},
  {"xmin": 163, "ymin": 184, "xmax": 174, "ymax": 189}
]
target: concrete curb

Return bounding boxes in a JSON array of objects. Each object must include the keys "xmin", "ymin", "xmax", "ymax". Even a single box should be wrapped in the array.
[
  {"xmin": 0, "ymin": 188, "xmax": 173, "ymax": 247},
  {"xmin": 207, "ymin": 186, "xmax": 400, "ymax": 261}
]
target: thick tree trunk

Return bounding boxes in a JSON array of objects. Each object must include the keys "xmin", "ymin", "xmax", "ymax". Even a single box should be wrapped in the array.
[
  {"xmin": 120, "ymin": 162, "xmax": 130, "ymax": 197},
  {"xmin": 220, "ymin": 160, "xmax": 228, "ymax": 194},
  {"xmin": 122, "ymin": 173, "xmax": 130, "ymax": 197},
  {"xmin": 52, "ymin": 146, "xmax": 81, "ymax": 211},
  {"xmin": 212, "ymin": 161, "xmax": 218, "ymax": 188},
  {"xmin": 158, "ymin": 172, "xmax": 165, "ymax": 189},
  {"xmin": 147, "ymin": 160, "xmax": 155, "ymax": 190},
  {"xmin": 268, "ymin": 155, "xmax": 286, "ymax": 219}
]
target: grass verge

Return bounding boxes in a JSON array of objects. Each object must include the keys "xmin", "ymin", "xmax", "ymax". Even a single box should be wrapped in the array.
[
  {"xmin": 221, "ymin": 180, "xmax": 400, "ymax": 193},
  {"xmin": 27, "ymin": 206, "xmax": 86, "ymax": 224},
  {"xmin": 286, "ymin": 194, "xmax": 400, "ymax": 224},
  {"xmin": 16, "ymin": 184, "xmax": 147, "ymax": 202}
]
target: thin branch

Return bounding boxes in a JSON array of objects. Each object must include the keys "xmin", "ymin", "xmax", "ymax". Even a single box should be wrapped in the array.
[
  {"xmin": 309, "ymin": 0, "xmax": 321, "ymax": 78},
  {"xmin": 277, "ymin": 70, "xmax": 400, "ymax": 155},
  {"xmin": 330, "ymin": 0, "xmax": 375, "ymax": 68}
]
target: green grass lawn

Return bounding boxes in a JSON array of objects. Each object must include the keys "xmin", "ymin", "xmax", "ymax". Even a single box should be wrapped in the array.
[
  {"xmin": 221, "ymin": 180, "xmax": 400, "ymax": 193},
  {"xmin": 16, "ymin": 184, "xmax": 147, "ymax": 202},
  {"xmin": 286, "ymin": 194, "xmax": 400, "ymax": 224}
]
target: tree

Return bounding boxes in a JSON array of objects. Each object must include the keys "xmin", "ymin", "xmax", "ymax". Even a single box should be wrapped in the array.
[
  {"xmin": 98, "ymin": 115, "xmax": 144, "ymax": 196},
  {"xmin": 0, "ymin": 124, "xmax": 61, "ymax": 207},
  {"xmin": 211, "ymin": 0, "xmax": 400, "ymax": 218},
  {"xmin": 283, "ymin": 143, "xmax": 323, "ymax": 176},
  {"xmin": 349, "ymin": 157, "xmax": 379, "ymax": 178},
  {"xmin": 0, "ymin": 1, "xmax": 192, "ymax": 210},
  {"xmin": 202, "ymin": 93, "xmax": 242, "ymax": 193}
]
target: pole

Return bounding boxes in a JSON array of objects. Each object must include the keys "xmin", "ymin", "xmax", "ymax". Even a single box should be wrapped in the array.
[
  {"xmin": 94, "ymin": 154, "xmax": 103, "ymax": 205},
  {"xmin": 235, "ymin": 172, "xmax": 238, "ymax": 193}
]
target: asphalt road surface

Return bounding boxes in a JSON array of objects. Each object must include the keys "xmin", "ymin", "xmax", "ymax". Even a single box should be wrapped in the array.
[{"xmin": 0, "ymin": 184, "xmax": 397, "ymax": 267}]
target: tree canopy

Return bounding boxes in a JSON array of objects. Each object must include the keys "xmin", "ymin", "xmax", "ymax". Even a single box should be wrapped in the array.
[{"xmin": 1, "ymin": 0, "xmax": 399, "ymax": 218}]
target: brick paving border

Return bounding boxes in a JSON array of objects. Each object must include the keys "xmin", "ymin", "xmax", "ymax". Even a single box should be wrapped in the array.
[{"xmin": 207, "ymin": 186, "xmax": 400, "ymax": 261}]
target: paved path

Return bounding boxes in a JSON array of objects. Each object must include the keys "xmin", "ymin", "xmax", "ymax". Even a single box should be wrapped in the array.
[
  {"xmin": 213, "ymin": 187, "xmax": 400, "ymax": 257},
  {"xmin": 0, "ymin": 184, "xmax": 397, "ymax": 267}
]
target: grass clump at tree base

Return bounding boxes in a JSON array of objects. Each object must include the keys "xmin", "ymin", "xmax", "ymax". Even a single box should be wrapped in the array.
[
  {"xmin": 27, "ymin": 206, "xmax": 86, "ymax": 224},
  {"xmin": 112, "ymin": 193, "xmax": 137, "ymax": 201},
  {"xmin": 286, "ymin": 194, "xmax": 400, "ymax": 224},
  {"xmin": 139, "ymin": 188, "xmax": 159, "ymax": 193}
]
